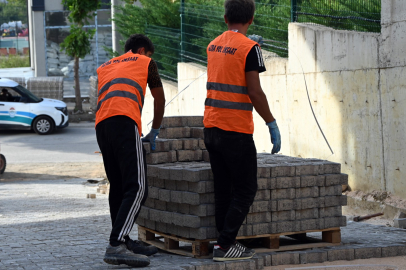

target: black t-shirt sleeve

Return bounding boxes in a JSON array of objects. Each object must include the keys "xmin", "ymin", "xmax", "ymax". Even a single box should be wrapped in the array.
[
  {"xmin": 147, "ymin": 59, "xmax": 163, "ymax": 89},
  {"xmin": 245, "ymin": 45, "xmax": 266, "ymax": 73}
]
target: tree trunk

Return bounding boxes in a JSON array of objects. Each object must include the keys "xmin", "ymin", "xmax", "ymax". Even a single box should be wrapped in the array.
[{"xmin": 74, "ymin": 56, "xmax": 82, "ymax": 111}]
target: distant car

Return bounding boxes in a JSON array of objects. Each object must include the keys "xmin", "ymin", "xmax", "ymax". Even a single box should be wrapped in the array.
[{"xmin": 0, "ymin": 78, "xmax": 69, "ymax": 135}]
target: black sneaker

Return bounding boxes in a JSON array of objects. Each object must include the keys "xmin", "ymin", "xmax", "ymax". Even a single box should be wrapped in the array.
[
  {"xmin": 103, "ymin": 244, "xmax": 150, "ymax": 267},
  {"xmin": 235, "ymin": 241, "xmax": 255, "ymax": 254},
  {"xmin": 126, "ymin": 238, "xmax": 159, "ymax": 256},
  {"xmin": 213, "ymin": 244, "xmax": 255, "ymax": 262}
]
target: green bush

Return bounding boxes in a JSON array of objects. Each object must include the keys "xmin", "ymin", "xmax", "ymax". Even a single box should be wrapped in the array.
[{"xmin": 0, "ymin": 55, "xmax": 30, "ymax": 68}]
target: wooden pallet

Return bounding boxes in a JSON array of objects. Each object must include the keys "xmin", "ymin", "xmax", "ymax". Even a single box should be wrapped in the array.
[{"xmin": 138, "ymin": 225, "xmax": 341, "ymax": 258}]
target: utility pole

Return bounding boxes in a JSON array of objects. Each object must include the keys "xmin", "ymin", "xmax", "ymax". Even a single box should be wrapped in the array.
[
  {"xmin": 291, "ymin": 0, "xmax": 297, "ymax": 22},
  {"xmin": 180, "ymin": 0, "xmax": 185, "ymax": 62}
]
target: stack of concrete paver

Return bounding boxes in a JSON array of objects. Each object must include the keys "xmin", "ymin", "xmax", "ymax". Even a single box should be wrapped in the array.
[{"xmin": 137, "ymin": 116, "xmax": 347, "ymax": 241}]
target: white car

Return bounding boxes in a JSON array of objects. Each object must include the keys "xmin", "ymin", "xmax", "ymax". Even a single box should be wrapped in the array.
[{"xmin": 0, "ymin": 78, "xmax": 69, "ymax": 135}]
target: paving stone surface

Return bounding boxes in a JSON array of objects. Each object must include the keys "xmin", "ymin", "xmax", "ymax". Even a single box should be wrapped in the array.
[{"xmin": 2, "ymin": 178, "xmax": 406, "ymax": 270}]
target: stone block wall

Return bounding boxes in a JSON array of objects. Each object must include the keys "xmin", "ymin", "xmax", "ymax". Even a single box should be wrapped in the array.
[{"xmin": 26, "ymin": 77, "xmax": 64, "ymax": 100}]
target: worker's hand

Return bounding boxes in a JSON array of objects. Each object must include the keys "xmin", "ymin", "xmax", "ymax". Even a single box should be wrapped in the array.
[
  {"xmin": 141, "ymin": 128, "xmax": 160, "ymax": 151},
  {"xmin": 248, "ymin": 34, "xmax": 264, "ymax": 46},
  {"xmin": 266, "ymin": 120, "xmax": 281, "ymax": 154}
]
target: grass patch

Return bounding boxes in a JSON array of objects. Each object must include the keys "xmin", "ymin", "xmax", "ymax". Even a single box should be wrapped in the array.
[{"xmin": 0, "ymin": 55, "xmax": 30, "ymax": 68}]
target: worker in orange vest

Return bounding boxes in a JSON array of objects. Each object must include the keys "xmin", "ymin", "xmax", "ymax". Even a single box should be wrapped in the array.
[
  {"xmin": 204, "ymin": 0, "xmax": 281, "ymax": 262},
  {"xmin": 95, "ymin": 34, "xmax": 165, "ymax": 267}
]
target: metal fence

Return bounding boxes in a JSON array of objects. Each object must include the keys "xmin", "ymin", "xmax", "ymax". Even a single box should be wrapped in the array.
[
  {"xmin": 179, "ymin": 0, "xmax": 381, "ymax": 68},
  {"xmin": 146, "ymin": 25, "xmax": 180, "ymax": 82},
  {"xmin": 143, "ymin": 0, "xmax": 381, "ymax": 83},
  {"xmin": 293, "ymin": 0, "xmax": 381, "ymax": 32}
]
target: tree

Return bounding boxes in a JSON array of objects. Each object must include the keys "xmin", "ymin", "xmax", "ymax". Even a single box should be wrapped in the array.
[{"xmin": 60, "ymin": 0, "xmax": 100, "ymax": 112}]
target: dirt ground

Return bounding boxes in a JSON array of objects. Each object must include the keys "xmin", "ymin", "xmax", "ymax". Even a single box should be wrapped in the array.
[{"xmin": 0, "ymin": 162, "xmax": 107, "ymax": 182}]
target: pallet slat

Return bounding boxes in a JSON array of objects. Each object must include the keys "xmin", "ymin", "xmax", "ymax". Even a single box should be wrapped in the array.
[{"xmin": 138, "ymin": 225, "xmax": 341, "ymax": 258}]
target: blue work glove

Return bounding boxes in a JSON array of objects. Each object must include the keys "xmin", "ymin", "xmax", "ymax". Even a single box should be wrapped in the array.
[
  {"xmin": 266, "ymin": 120, "xmax": 281, "ymax": 154},
  {"xmin": 141, "ymin": 128, "xmax": 160, "ymax": 151},
  {"xmin": 248, "ymin": 34, "xmax": 264, "ymax": 46}
]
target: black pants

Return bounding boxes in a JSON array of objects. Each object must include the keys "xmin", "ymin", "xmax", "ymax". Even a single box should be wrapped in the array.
[
  {"xmin": 204, "ymin": 127, "xmax": 258, "ymax": 248},
  {"xmin": 96, "ymin": 116, "xmax": 148, "ymax": 246}
]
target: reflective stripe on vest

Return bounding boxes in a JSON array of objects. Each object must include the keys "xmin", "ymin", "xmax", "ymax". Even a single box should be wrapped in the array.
[
  {"xmin": 205, "ymin": 98, "xmax": 253, "ymax": 111},
  {"xmin": 96, "ymin": 90, "xmax": 143, "ymax": 113},
  {"xmin": 206, "ymin": 82, "xmax": 248, "ymax": 95},
  {"xmin": 98, "ymin": 77, "xmax": 145, "ymax": 107}
]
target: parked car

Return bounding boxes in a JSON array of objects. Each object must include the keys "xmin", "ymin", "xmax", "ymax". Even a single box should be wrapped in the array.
[
  {"xmin": 0, "ymin": 144, "xmax": 5, "ymax": 174},
  {"xmin": 0, "ymin": 78, "xmax": 69, "ymax": 135}
]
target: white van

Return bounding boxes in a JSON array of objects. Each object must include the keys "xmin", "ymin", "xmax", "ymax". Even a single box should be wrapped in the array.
[{"xmin": 0, "ymin": 78, "xmax": 69, "ymax": 135}]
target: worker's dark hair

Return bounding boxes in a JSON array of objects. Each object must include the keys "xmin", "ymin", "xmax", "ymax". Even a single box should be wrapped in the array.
[
  {"xmin": 224, "ymin": 0, "xmax": 255, "ymax": 24},
  {"xmin": 125, "ymin": 34, "xmax": 155, "ymax": 54}
]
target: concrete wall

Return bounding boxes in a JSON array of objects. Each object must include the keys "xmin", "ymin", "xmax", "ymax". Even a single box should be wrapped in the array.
[
  {"xmin": 145, "ymin": 2, "xmax": 406, "ymax": 199},
  {"xmin": 379, "ymin": 0, "xmax": 406, "ymax": 197}
]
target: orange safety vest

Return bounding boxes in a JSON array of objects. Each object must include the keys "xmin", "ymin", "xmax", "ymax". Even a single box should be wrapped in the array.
[
  {"xmin": 204, "ymin": 31, "xmax": 258, "ymax": 134},
  {"xmin": 95, "ymin": 52, "xmax": 151, "ymax": 136}
]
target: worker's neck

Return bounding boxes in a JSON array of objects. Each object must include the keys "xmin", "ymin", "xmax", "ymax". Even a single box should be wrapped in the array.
[{"xmin": 227, "ymin": 23, "xmax": 249, "ymax": 36}]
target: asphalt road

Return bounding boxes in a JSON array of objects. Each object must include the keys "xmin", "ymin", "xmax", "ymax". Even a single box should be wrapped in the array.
[{"xmin": 0, "ymin": 122, "xmax": 102, "ymax": 164}]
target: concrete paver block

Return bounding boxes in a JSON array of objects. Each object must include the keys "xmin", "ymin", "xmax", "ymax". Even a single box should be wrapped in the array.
[
  {"xmin": 159, "ymin": 127, "xmax": 191, "ymax": 139},
  {"xmin": 203, "ymin": 150, "xmax": 210, "ymax": 162},
  {"xmin": 178, "ymin": 203, "xmax": 190, "ymax": 214},
  {"xmin": 177, "ymin": 150, "xmax": 203, "ymax": 162},
  {"xmin": 319, "ymin": 206, "xmax": 342, "ymax": 218},
  {"xmin": 153, "ymin": 177, "xmax": 166, "ymax": 188},
  {"xmin": 176, "ymin": 180, "xmax": 189, "ymax": 191},
  {"xmin": 296, "ymin": 208, "xmax": 319, "ymax": 220},
  {"xmin": 182, "ymin": 139, "xmax": 200, "ymax": 150},
  {"xmin": 154, "ymin": 140, "xmax": 171, "ymax": 152},
  {"xmin": 257, "ymin": 166, "xmax": 271, "ymax": 178},
  {"xmin": 254, "ymin": 190, "xmax": 271, "ymax": 201},
  {"xmin": 324, "ymin": 216, "xmax": 346, "ymax": 228},
  {"xmin": 188, "ymin": 182, "xmax": 207, "ymax": 193},
  {"xmin": 322, "ymin": 162, "xmax": 341, "ymax": 174},
  {"xmin": 170, "ymin": 190, "xmax": 183, "ymax": 204},
  {"xmin": 297, "ymin": 187, "xmax": 319, "ymax": 198},
  {"xmin": 271, "ymin": 252, "xmax": 300, "ymax": 266},
  {"xmin": 275, "ymin": 177, "xmax": 300, "ymax": 189},
  {"xmin": 160, "ymin": 116, "xmax": 185, "ymax": 128},
  {"xmin": 300, "ymin": 219, "xmax": 321, "ymax": 231},
  {"xmin": 299, "ymin": 250, "xmax": 327, "ymax": 264},
  {"xmin": 154, "ymin": 200, "xmax": 167, "ymax": 211},
  {"xmin": 139, "ymin": 206, "xmax": 149, "ymax": 219},
  {"xmin": 295, "ymin": 164, "xmax": 319, "ymax": 176},
  {"xmin": 271, "ymin": 165, "xmax": 296, "ymax": 178},
  {"xmin": 159, "ymin": 189, "xmax": 171, "ymax": 202},
  {"xmin": 354, "ymin": 246, "xmax": 382, "ymax": 259},
  {"xmin": 246, "ymin": 212, "xmax": 271, "ymax": 223},
  {"xmin": 149, "ymin": 186, "xmax": 159, "ymax": 199},
  {"xmin": 252, "ymin": 223, "xmax": 269, "ymax": 235},
  {"xmin": 300, "ymin": 197, "xmax": 319, "ymax": 209},
  {"xmin": 165, "ymin": 179, "xmax": 177, "ymax": 190},
  {"xmin": 190, "ymin": 127, "xmax": 204, "ymax": 138},
  {"xmin": 272, "ymin": 210, "xmax": 296, "ymax": 222},
  {"xmin": 167, "ymin": 202, "xmax": 179, "ymax": 212},
  {"xmin": 144, "ymin": 197, "xmax": 155, "ymax": 208},
  {"xmin": 300, "ymin": 175, "xmax": 324, "ymax": 187},
  {"xmin": 327, "ymin": 247, "xmax": 355, "ymax": 261},
  {"xmin": 198, "ymin": 139, "xmax": 206, "ymax": 150},
  {"xmin": 271, "ymin": 188, "xmax": 296, "ymax": 200},
  {"xmin": 381, "ymin": 244, "xmax": 406, "ymax": 257}
]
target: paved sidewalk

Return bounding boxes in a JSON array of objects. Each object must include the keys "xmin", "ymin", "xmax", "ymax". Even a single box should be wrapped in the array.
[{"xmin": 2, "ymin": 179, "xmax": 406, "ymax": 270}]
